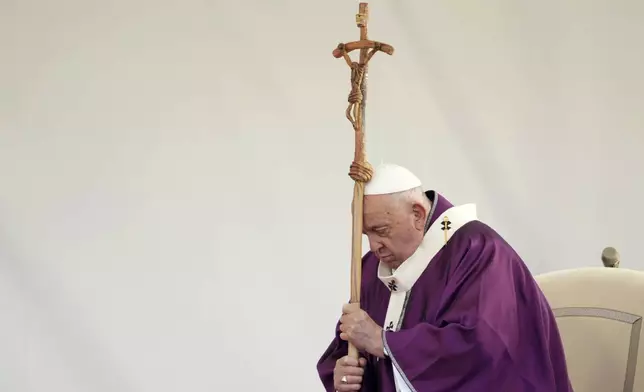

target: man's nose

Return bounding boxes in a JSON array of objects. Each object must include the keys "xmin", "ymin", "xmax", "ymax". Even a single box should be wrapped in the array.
[{"xmin": 368, "ymin": 236, "xmax": 382, "ymax": 252}]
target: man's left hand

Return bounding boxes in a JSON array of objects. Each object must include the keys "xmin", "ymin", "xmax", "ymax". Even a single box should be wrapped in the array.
[{"xmin": 339, "ymin": 303, "xmax": 385, "ymax": 358}]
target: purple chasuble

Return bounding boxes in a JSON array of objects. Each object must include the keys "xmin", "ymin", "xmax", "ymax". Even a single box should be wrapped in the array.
[{"xmin": 317, "ymin": 191, "xmax": 573, "ymax": 392}]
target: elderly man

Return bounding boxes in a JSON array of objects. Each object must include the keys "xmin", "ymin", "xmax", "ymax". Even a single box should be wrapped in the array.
[{"xmin": 317, "ymin": 164, "xmax": 572, "ymax": 391}]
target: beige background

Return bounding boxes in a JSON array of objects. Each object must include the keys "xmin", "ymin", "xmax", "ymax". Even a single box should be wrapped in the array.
[{"xmin": 1, "ymin": 0, "xmax": 643, "ymax": 391}]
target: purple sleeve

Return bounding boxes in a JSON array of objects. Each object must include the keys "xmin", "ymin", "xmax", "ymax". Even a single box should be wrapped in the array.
[
  {"xmin": 382, "ymin": 231, "xmax": 519, "ymax": 391},
  {"xmin": 317, "ymin": 321, "xmax": 377, "ymax": 392},
  {"xmin": 317, "ymin": 254, "xmax": 379, "ymax": 392},
  {"xmin": 316, "ymin": 321, "xmax": 348, "ymax": 391},
  {"xmin": 382, "ymin": 321, "xmax": 498, "ymax": 390}
]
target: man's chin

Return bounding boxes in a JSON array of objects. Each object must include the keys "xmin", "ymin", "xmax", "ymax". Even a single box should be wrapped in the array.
[{"xmin": 380, "ymin": 256, "xmax": 402, "ymax": 269}]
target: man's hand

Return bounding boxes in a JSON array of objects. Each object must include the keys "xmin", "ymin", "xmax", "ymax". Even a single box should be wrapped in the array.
[
  {"xmin": 339, "ymin": 303, "xmax": 385, "ymax": 358},
  {"xmin": 333, "ymin": 355, "xmax": 366, "ymax": 391}
]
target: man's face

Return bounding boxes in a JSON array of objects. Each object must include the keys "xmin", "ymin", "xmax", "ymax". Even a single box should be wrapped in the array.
[{"xmin": 363, "ymin": 194, "xmax": 427, "ymax": 269}]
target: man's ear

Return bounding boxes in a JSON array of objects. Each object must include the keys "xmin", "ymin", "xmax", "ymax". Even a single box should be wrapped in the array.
[{"xmin": 411, "ymin": 203, "xmax": 427, "ymax": 231}]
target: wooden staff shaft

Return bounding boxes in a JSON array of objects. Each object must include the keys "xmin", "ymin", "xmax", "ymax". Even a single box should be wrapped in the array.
[
  {"xmin": 333, "ymin": 1, "xmax": 393, "ymax": 360},
  {"xmin": 348, "ymin": 2, "xmax": 369, "ymax": 361}
]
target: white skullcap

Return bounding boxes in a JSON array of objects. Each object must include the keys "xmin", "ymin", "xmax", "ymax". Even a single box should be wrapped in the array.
[{"xmin": 364, "ymin": 163, "xmax": 422, "ymax": 195}]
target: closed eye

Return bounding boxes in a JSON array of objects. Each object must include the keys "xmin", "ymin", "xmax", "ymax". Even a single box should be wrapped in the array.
[
  {"xmin": 373, "ymin": 227, "xmax": 389, "ymax": 236},
  {"xmin": 363, "ymin": 224, "xmax": 389, "ymax": 236}
]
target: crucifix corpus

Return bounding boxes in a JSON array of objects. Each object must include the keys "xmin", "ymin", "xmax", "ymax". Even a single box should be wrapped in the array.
[{"xmin": 332, "ymin": 2, "xmax": 394, "ymax": 360}]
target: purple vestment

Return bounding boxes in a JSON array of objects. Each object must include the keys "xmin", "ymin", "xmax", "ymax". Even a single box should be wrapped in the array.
[{"xmin": 317, "ymin": 191, "xmax": 573, "ymax": 392}]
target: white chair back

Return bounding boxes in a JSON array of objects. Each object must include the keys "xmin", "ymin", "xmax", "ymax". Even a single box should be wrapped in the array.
[{"xmin": 536, "ymin": 267, "xmax": 644, "ymax": 392}]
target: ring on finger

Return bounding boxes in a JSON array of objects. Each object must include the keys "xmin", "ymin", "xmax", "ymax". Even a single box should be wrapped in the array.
[{"xmin": 341, "ymin": 375, "xmax": 348, "ymax": 383}]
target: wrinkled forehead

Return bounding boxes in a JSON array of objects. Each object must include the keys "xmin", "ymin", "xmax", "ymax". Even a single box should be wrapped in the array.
[
  {"xmin": 362, "ymin": 194, "xmax": 396, "ymax": 225},
  {"xmin": 363, "ymin": 194, "xmax": 393, "ymax": 212}
]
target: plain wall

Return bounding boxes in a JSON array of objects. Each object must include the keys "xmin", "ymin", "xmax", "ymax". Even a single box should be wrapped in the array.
[{"xmin": 1, "ymin": 0, "xmax": 643, "ymax": 391}]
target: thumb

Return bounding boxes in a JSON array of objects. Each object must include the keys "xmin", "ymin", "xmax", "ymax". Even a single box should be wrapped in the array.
[{"xmin": 359, "ymin": 357, "xmax": 367, "ymax": 367}]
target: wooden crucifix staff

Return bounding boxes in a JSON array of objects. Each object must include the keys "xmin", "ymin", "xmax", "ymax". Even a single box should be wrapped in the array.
[{"xmin": 332, "ymin": 2, "xmax": 394, "ymax": 360}]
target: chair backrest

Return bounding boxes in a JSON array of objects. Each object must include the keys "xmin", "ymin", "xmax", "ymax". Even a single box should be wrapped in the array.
[{"xmin": 536, "ymin": 267, "xmax": 644, "ymax": 392}]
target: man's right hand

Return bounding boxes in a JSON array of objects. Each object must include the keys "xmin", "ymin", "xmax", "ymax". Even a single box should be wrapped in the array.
[{"xmin": 333, "ymin": 356, "xmax": 367, "ymax": 391}]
